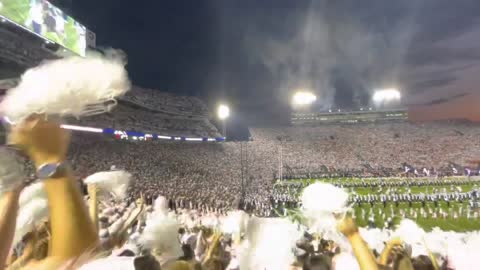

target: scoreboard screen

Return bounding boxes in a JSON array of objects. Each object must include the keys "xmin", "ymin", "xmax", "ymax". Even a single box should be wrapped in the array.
[{"xmin": 0, "ymin": 0, "xmax": 86, "ymax": 56}]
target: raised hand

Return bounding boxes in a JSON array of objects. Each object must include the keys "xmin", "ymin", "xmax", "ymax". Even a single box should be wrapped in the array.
[{"xmin": 8, "ymin": 116, "xmax": 70, "ymax": 166}]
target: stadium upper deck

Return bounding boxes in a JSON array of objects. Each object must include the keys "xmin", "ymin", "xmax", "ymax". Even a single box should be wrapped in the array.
[
  {"xmin": 68, "ymin": 86, "xmax": 221, "ymax": 138},
  {"xmin": 291, "ymin": 108, "xmax": 408, "ymax": 125}
]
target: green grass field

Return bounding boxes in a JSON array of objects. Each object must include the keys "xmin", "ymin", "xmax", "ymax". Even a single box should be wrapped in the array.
[{"xmin": 274, "ymin": 177, "xmax": 480, "ymax": 232}]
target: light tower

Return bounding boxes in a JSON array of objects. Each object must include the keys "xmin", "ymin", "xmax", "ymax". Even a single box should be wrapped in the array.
[
  {"xmin": 372, "ymin": 88, "xmax": 401, "ymax": 108},
  {"xmin": 217, "ymin": 104, "xmax": 230, "ymax": 138}
]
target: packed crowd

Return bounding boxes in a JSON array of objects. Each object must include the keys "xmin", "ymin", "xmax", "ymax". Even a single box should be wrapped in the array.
[
  {"xmin": 3, "ymin": 118, "xmax": 480, "ymax": 269},
  {"xmin": 59, "ymin": 121, "xmax": 480, "ymax": 218},
  {"xmin": 120, "ymin": 87, "xmax": 210, "ymax": 118},
  {"xmin": 65, "ymin": 85, "xmax": 221, "ymax": 138},
  {"xmin": 69, "ymin": 102, "xmax": 220, "ymax": 138},
  {"xmin": 1, "ymin": 120, "xmax": 472, "ymax": 270},
  {"xmin": 250, "ymin": 122, "xmax": 480, "ymax": 178}
]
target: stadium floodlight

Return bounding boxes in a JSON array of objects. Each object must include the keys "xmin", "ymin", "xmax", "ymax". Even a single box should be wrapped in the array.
[
  {"xmin": 373, "ymin": 88, "xmax": 401, "ymax": 103},
  {"xmin": 217, "ymin": 104, "xmax": 230, "ymax": 139},
  {"xmin": 292, "ymin": 91, "xmax": 317, "ymax": 106},
  {"xmin": 217, "ymin": 104, "xmax": 230, "ymax": 120}
]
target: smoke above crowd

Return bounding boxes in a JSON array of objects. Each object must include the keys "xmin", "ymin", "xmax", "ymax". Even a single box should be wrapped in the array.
[{"xmin": 208, "ymin": 0, "xmax": 480, "ymax": 123}]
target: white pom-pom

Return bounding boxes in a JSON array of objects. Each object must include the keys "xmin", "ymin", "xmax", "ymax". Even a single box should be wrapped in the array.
[
  {"xmin": 0, "ymin": 148, "xmax": 24, "ymax": 195},
  {"xmin": 359, "ymin": 228, "xmax": 388, "ymax": 253},
  {"xmin": 0, "ymin": 55, "xmax": 131, "ymax": 123},
  {"xmin": 333, "ymin": 253, "xmax": 360, "ymax": 270},
  {"xmin": 394, "ymin": 219, "xmax": 425, "ymax": 245},
  {"xmin": 301, "ymin": 182, "xmax": 349, "ymax": 213},
  {"xmin": 221, "ymin": 210, "xmax": 249, "ymax": 235},
  {"xmin": 240, "ymin": 217, "xmax": 301, "ymax": 270},
  {"xmin": 19, "ymin": 182, "xmax": 47, "ymax": 208},
  {"xmin": 139, "ymin": 213, "xmax": 182, "ymax": 257},
  {"xmin": 300, "ymin": 182, "xmax": 349, "ymax": 234},
  {"xmin": 200, "ymin": 213, "xmax": 220, "ymax": 229},
  {"xmin": 13, "ymin": 199, "xmax": 49, "ymax": 246},
  {"xmin": 153, "ymin": 196, "xmax": 168, "ymax": 214},
  {"xmin": 393, "ymin": 219, "xmax": 427, "ymax": 257},
  {"xmin": 78, "ymin": 257, "xmax": 135, "ymax": 270},
  {"xmin": 84, "ymin": 171, "xmax": 132, "ymax": 199},
  {"xmin": 422, "ymin": 227, "xmax": 449, "ymax": 256}
]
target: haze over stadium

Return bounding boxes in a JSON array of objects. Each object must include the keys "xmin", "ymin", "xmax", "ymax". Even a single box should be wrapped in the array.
[{"xmin": 0, "ymin": 1, "xmax": 480, "ymax": 270}]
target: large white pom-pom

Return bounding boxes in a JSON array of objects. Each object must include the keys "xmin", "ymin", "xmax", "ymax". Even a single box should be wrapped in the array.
[
  {"xmin": 139, "ymin": 213, "xmax": 182, "ymax": 257},
  {"xmin": 13, "ymin": 199, "xmax": 49, "ymax": 246},
  {"xmin": 240, "ymin": 217, "xmax": 301, "ymax": 270},
  {"xmin": 393, "ymin": 219, "xmax": 427, "ymax": 257},
  {"xmin": 300, "ymin": 182, "xmax": 349, "ymax": 234},
  {"xmin": 301, "ymin": 182, "xmax": 349, "ymax": 213},
  {"xmin": 359, "ymin": 227, "xmax": 388, "ymax": 253},
  {"xmin": 0, "ymin": 55, "xmax": 131, "ymax": 123},
  {"xmin": 448, "ymin": 231, "xmax": 480, "ymax": 270},
  {"xmin": 221, "ymin": 210, "xmax": 249, "ymax": 235},
  {"xmin": 0, "ymin": 148, "xmax": 24, "ymax": 195},
  {"xmin": 84, "ymin": 171, "xmax": 132, "ymax": 199},
  {"xmin": 394, "ymin": 219, "xmax": 425, "ymax": 245}
]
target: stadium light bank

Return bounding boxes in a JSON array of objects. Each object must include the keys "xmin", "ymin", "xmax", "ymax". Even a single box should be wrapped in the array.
[
  {"xmin": 217, "ymin": 104, "xmax": 230, "ymax": 120},
  {"xmin": 217, "ymin": 104, "xmax": 230, "ymax": 138},
  {"xmin": 292, "ymin": 91, "xmax": 317, "ymax": 106},
  {"xmin": 372, "ymin": 88, "xmax": 401, "ymax": 104}
]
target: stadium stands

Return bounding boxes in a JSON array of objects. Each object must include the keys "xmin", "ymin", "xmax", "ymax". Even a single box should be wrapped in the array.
[
  {"xmin": 0, "ymin": 24, "xmax": 58, "ymax": 74},
  {"xmin": 249, "ymin": 122, "xmax": 480, "ymax": 177},
  {"xmin": 121, "ymin": 86, "xmax": 210, "ymax": 119},
  {"xmin": 61, "ymin": 121, "xmax": 480, "ymax": 218},
  {"xmin": 67, "ymin": 86, "xmax": 221, "ymax": 138}
]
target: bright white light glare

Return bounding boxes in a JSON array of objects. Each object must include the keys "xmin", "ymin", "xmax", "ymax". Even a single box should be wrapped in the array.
[
  {"xmin": 373, "ymin": 89, "xmax": 401, "ymax": 103},
  {"xmin": 293, "ymin": 92, "xmax": 317, "ymax": 105},
  {"xmin": 2, "ymin": 116, "xmax": 221, "ymax": 142},
  {"xmin": 217, "ymin": 104, "xmax": 230, "ymax": 120},
  {"xmin": 3, "ymin": 117, "xmax": 102, "ymax": 133},
  {"xmin": 3, "ymin": 116, "xmax": 13, "ymax": 124},
  {"xmin": 60, "ymin": 124, "xmax": 103, "ymax": 133}
]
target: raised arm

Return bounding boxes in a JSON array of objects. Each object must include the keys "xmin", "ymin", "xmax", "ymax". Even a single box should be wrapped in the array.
[
  {"xmin": 9, "ymin": 118, "xmax": 98, "ymax": 268},
  {"xmin": 0, "ymin": 187, "xmax": 23, "ymax": 269},
  {"xmin": 378, "ymin": 237, "xmax": 403, "ymax": 266},
  {"xmin": 337, "ymin": 216, "xmax": 379, "ymax": 270},
  {"xmin": 87, "ymin": 184, "xmax": 99, "ymax": 232}
]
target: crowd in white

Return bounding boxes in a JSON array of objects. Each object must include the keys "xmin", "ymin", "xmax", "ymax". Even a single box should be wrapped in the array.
[
  {"xmin": 249, "ymin": 122, "xmax": 480, "ymax": 177},
  {"xmin": 6, "ymin": 118, "xmax": 480, "ymax": 270},
  {"xmin": 71, "ymin": 104, "xmax": 220, "ymax": 138},
  {"xmin": 61, "ymin": 121, "xmax": 480, "ymax": 219}
]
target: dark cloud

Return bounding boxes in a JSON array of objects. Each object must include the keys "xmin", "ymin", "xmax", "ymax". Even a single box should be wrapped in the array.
[
  {"xmin": 406, "ymin": 47, "xmax": 480, "ymax": 67},
  {"xmin": 425, "ymin": 93, "xmax": 468, "ymax": 106},
  {"xmin": 408, "ymin": 76, "xmax": 459, "ymax": 93},
  {"xmin": 412, "ymin": 0, "xmax": 480, "ymax": 44},
  {"xmin": 405, "ymin": 93, "xmax": 467, "ymax": 107}
]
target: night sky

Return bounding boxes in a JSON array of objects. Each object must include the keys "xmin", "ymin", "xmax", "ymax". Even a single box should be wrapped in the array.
[{"xmin": 71, "ymin": 0, "xmax": 480, "ymax": 127}]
